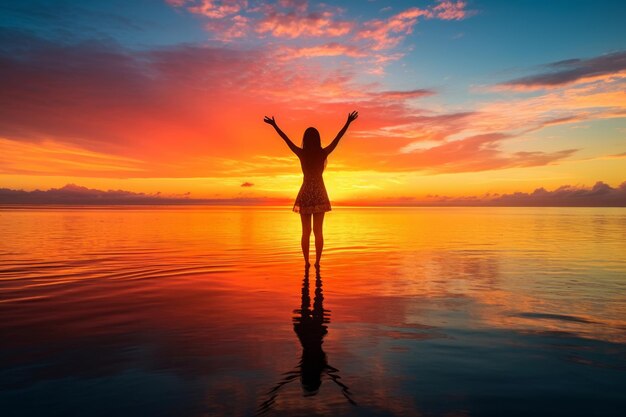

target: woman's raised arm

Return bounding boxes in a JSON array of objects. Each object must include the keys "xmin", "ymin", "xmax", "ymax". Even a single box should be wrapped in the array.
[
  {"xmin": 264, "ymin": 116, "xmax": 301, "ymax": 156},
  {"xmin": 323, "ymin": 111, "xmax": 358, "ymax": 156}
]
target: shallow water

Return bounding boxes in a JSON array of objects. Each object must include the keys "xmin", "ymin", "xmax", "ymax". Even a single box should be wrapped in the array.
[{"xmin": 1, "ymin": 206, "xmax": 625, "ymax": 416}]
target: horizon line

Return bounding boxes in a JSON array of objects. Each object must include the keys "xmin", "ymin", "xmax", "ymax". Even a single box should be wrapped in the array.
[{"xmin": 1, "ymin": 203, "xmax": 625, "ymax": 208}]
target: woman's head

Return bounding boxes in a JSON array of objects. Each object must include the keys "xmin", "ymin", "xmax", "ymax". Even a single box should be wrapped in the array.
[{"xmin": 302, "ymin": 127, "xmax": 321, "ymax": 151}]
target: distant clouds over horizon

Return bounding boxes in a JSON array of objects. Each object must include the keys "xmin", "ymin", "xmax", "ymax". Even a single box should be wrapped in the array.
[
  {"xmin": 2, "ymin": 181, "xmax": 625, "ymax": 207},
  {"xmin": 0, "ymin": 184, "xmax": 282, "ymax": 206}
]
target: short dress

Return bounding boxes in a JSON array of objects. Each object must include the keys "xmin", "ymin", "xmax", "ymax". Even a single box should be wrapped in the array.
[{"xmin": 293, "ymin": 151, "xmax": 331, "ymax": 214}]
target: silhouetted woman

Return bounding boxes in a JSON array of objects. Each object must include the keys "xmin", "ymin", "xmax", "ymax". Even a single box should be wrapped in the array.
[{"xmin": 264, "ymin": 111, "xmax": 358, "ymax": 268}]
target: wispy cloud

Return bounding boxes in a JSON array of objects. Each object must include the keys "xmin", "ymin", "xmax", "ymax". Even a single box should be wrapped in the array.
[
  {"xmin": 276, "ymin": 42, "xmax": 367, "ymax": 59},
  {"xmin": 432, "ymin": 1, "xmax": 469, "ymax": 20},
  {"xmin": 168, "ymin": 0, "xmax": 248, "ymax": 19},
  {"xmin": 167, "ymin": 0, "xmax": 471, "ymax": 66},
  {"xmin": 0, "ymin": 138, "xmax": 146, "ymax": 176},
  {"xmin": 371, "ymin": 89, "xmax": 436, "ymax": 100},
  {"xmin": 389, "ymin": 132, "xmax": 577, "ymax": 174},
  {"xmin": 354, "ymin": 7, "xmax": 432, "ymax": 50},
  {"xmin": 171, "ymin": 0, "xmax": 354, "ymax": 40},
  {"xmin": 255, "ymin": 2, "xmax": 353, "ymax": 38},
  {"xmin": 497, "ymin": 51, "xmax": 626, "ymax": 90}
]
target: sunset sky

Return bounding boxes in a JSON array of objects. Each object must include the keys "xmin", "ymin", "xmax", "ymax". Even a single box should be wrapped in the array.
[{"xmin": 1, "ymin": 0, "xmax": 625, "ymax": 204}]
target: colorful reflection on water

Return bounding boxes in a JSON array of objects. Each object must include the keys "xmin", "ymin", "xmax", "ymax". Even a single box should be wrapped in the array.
[{"xmin": 1, "ymin": 207, "xmax": 625, "ymax": 416}]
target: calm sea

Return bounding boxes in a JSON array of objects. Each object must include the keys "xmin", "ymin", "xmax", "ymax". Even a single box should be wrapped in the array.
[{"xmin": 1, "ymin": 206, "xmax": 625, "ymax": 416}]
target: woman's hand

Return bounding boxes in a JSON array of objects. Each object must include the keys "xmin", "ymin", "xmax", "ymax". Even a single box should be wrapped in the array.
[
  {"xmin": 263, "ymin": 116, "xmax": 277, "ymax": 127},
  {"xmin": 347, "ymin": 111, "xmax": 359, "ymax": 124}
]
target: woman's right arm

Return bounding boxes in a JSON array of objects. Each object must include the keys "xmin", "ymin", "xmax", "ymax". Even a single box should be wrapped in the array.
[{"xmin": 264, "ymin": 116, "xmax": 301, "ymax": 156}]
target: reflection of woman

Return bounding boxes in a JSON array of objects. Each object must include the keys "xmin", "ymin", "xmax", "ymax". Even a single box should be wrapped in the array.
[
  {"xmin": 294, "ymin": 269, "xmax": 331, "ymax": 396},
  {"xmin": 264, "ymin": 112, "xmax": 358, "ymax": 269},
  {"xmin": 257, "ymin": 270, "xmax": 355, "ymax": 415}
]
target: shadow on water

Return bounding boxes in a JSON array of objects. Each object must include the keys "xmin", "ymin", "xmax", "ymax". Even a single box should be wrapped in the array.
[{"xmin": 257, "ymin": 268, "xmax": 355, "ymax": 415}]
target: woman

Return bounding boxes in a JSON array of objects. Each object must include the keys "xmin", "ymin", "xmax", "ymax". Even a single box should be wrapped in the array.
[{"xmin": 264, "ymin": 111, "xmax": 358, "ymax": 269}]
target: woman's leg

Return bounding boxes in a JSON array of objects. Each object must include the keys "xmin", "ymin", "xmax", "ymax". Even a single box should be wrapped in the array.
[
  {"xmin": 300, "ymin": 213, "xmax": 312, "ymax": 266},
  {"xmin": 313, "ymin": 212, "xmax": 325, "ymax": 266}
]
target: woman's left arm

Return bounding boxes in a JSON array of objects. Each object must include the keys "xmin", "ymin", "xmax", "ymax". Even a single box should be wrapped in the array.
[{"xmin": 323, "ymin": 111, "xmax": 358, "ymax": 156}]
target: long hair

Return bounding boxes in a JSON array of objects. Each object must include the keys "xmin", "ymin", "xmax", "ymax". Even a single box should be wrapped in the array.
[
  {"xmin": 301, "ymin": 127, "xmax": 327, "ymax": 169},
  {"xmin": 301, "ymin": 127, "xmax": 322, "ymax": 152}
]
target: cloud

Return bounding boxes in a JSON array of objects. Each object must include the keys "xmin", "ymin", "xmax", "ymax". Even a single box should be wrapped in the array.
[
  {"xmin": 432, "ymin": 1, "xmax": 468, "ymax": 20},
  {"xmin": 498, "ymin": 51, "xmax": 626, "ymax": 90},
  {"xmin": 0, "ymin": 138, "xmax": 147, "ymax": 177},
  {"xmin": 343, "ymin": 181, "xmax": 626, "ymax": 207},
  {"xmin": 473, "ymin": 77, "xmax": 626, "ymax": 138},
  {"xmin": 168, "ymin": 1, "xmax": 470, "ymax": 60},
  {"xmin": 170, "ymin": 0, "xmax": 248, "ymax": 19},
  {"xmin": 353, "ymin": 1, "xmax": 470, "ymax": 51},
  {"xmin": 240, "ymin": 181, "xmax": 254, "ymax": 187},
  {"xmin": 0, "ymin": 183, "xmax": 182, "ymax": 205},
  {"xmin": 371, "ymin": 89, "xmax": 436, "ymax": 100},
  {"xmin": 354, "ymin": 7, "xmax": 432, "ymax": 50},
  {"xmin": 277, "ymin": 43, "xmax": 367, "ymax": 59},
  {"xmin": 163, "ymin": 1, "xmax": 473, "ymax": 75},
  {"xmin": 255, "ymin": 2, "xmax": 353, "ymax": 38},
  {"xmin": 172, "ymin": 0, "xmax": 353, "ymax": 40},
  {"xmin": 204, "ymin": 14, "xmax": 249, "ymax": 39},
  {"xmin": 0, "ymin": 184, "xmax": 287, "ymax": 205},
  {"xmin": 360, "ymin": 111, "xmax": 474, "ymax": 142},
  {"xmin": 486, "ymin": 181, "xmax": 626, "ymax": 206},
  {"xmin": 388, "ymin": 132, "xmax": 577, "ymax": 173}
]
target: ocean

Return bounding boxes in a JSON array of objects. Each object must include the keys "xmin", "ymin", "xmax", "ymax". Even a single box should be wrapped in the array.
[{"xmin": 1, "ymin": 206, "xmax": 625, "ymax": 416}]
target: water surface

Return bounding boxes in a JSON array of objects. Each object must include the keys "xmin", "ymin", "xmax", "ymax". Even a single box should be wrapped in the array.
[{"xmin": 1, "ymin": 206, "xmax": 625, "ymax": 416}]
